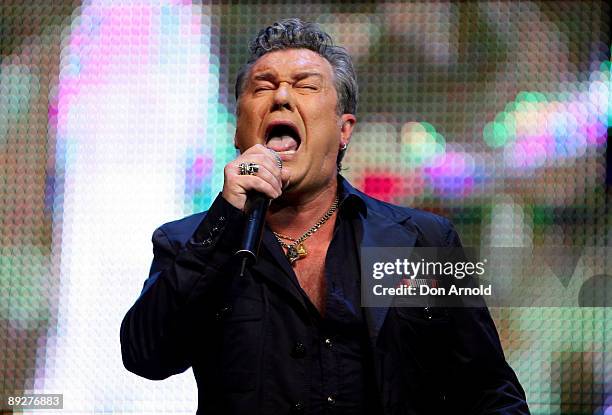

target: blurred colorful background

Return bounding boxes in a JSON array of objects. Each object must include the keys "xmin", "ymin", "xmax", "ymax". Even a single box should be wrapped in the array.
[{"xmin": 1, "ymin": 1, "xmax": 610, "ymax": 413}]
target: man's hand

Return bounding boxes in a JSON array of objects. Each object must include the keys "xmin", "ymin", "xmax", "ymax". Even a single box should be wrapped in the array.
[{"xmin": 222, "ymin": 144, "xmax": 290, "ymax": 210}]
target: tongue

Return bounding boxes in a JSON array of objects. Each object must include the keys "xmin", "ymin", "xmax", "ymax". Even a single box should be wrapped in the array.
[{"xmin": 266, "ymin": 135, "xmax": 299, "ymax": 152}]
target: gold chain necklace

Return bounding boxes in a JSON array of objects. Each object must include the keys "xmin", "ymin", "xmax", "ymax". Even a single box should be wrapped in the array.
[{"xmin": 273, "ymin": 195, "xmax": 339, "ymax": 265}]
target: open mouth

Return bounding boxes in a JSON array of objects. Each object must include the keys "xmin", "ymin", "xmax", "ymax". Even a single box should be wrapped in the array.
[{"xmin": 265, "ymin": 123, "xmax": 301, "ymax": 153}]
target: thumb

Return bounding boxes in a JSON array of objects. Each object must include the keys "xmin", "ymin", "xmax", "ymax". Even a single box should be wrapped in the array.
[{"xmin": 281, "ymin": 167, "xmax": 292, "ymax": 190}]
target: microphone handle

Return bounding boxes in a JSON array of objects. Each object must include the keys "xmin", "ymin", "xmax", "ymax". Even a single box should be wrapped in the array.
[{"xmin": 235, "ymin": 192, "xmax": 270, "ymax": 276}]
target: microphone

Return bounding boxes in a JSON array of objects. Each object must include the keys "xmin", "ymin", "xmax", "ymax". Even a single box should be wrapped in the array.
[
  {"xmin": 235, "ymin": 191, "xmax": 270, "ymax": 277},
  {"xmin": 234, "ymin": 150, "xmax": 281, "ymax": 277}
]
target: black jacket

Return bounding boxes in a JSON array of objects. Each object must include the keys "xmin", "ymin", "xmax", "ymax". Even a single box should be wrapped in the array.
[{"xmin": 120, "ymin": 178, "xmax": 530, "ymax": 414}]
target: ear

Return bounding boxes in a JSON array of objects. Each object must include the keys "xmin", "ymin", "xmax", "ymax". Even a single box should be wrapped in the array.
[{"xmin": 339, "ymin": 113, "xmax": 356, "ymax": 148}]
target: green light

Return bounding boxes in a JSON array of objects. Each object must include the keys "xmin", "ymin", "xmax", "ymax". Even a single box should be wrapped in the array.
[
  {"xmin": 400, "ymin": 121, "xmax": 446, "ymax": 167},
  {"xmin": 484, "ymin": 119, "xmax": 512, "ymax": 148}
]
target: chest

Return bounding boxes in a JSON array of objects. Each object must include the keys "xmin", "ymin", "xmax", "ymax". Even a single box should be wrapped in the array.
[{"xmin": 292, "ymin": 243, "xmax": 329, "ymax": 314}]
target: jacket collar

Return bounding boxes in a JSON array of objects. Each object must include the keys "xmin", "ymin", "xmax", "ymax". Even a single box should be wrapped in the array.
[{"xmin": 337, "ymin": 175, "xmax": 368, "ymax": 215}]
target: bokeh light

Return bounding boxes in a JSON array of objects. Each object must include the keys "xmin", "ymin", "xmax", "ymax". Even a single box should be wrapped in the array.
[{"xmin": 0, "ymin": 1, "xmax": 610, "ymax": 414}]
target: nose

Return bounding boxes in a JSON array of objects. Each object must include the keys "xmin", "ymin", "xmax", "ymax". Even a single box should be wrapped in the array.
[{"xmin": 271, "ymin": 82, "xmax": 294, "ymax": 111}]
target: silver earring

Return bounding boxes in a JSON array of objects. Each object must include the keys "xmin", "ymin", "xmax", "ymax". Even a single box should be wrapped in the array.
[{"xmin": 340, "ymin": 143, "xmax": 348, "ymax": 151}]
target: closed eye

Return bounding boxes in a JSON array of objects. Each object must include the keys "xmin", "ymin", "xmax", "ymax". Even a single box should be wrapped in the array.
[
  {"xmin": 296, "ymin": 84, "xmax": 319, "ymax": 91},
  {"xmin": 252, "ymin": 81, "xmax": 275, "ymax": 93}
]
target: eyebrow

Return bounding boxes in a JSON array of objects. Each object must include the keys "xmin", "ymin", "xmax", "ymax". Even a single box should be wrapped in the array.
[{"xmin": 252, "ymin": 71, "xmax": 323, "ymax": 83}]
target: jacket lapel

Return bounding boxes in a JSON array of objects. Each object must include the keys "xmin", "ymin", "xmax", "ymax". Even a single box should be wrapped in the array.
[
  {"xmin": 358, "ymin": 207, "xmax": 418, "ymax": 344},
  {"xmin": 340, "ymin": 178, "xmax": 419, "ymax": 345}
]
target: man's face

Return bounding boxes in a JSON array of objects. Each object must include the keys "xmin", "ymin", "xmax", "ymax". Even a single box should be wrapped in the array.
[{"xmin": 235, "ymin": 48, "xmax": 356, "ymax": 196}]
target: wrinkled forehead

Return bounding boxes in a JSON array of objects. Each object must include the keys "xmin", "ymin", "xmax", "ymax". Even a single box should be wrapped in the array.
[{"xmin": 247, "ymin": 48, "xmax": 335, "ymax": 83}]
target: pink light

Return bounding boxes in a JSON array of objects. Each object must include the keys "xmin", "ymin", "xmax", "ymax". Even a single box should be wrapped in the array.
[
  {"xmin": 423, "ymin": 152, "xmax": 476, "ymax": 197},
  {"xmin": 362, "ymin": 172, "xmax": 411, "ymax": 202},
  {"xmin": 586, "ymin": 122, "xmax": 608, "ymax": 146},
  {"xmin": 508, "ymin": 134, "xmax": 555, "ymax": 168}
]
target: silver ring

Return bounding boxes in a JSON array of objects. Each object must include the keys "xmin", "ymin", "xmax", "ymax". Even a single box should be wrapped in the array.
[{"xmin": 239, "ymin": 162, "xmax": 259, "ymax": 176}]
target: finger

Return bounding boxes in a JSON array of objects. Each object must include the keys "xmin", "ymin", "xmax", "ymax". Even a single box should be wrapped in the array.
[
  {"xmin": 238, "ymin": 175, "xmax": 282, "ymax": 199},
  {"xmin": 242, "ymin": 164, "xmax": 281, "ymax": 194},
  {"xmin": 265, "ymin": 147, "xmax": 284, "ymax": 170},
  {"xmin": 233, "ymin": 159, "xmax": 281, "ymax": 190},
  {"xmin": 235, "ymin": 153, "xmax": 282, "ymax": 187},
  {"xmin": 228, "ymin": 159, "xmax": 282, "ymax": 193},
  {"xmin": 242, "ymin": 144, "xmax": 282, "ymax": 170}
]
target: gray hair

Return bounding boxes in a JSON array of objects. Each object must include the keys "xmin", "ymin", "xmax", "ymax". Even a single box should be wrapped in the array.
[{"xmin": 235, "ymin": 18, "xmax": 358, "ymax": 170}]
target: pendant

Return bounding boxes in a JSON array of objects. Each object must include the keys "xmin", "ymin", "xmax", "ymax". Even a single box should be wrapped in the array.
[
  {"xmin": 286, "ymin": 246, "xmax": 299, "ymax": 264},
  {"xmin": 286, "ymin": 243, "xmax": 308, "ymax": 265}
]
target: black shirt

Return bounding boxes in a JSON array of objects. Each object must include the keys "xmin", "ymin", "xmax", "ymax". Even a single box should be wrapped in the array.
[{"xmin": 257, "ymin": 190, "xmax": 382, "ymax": 414}]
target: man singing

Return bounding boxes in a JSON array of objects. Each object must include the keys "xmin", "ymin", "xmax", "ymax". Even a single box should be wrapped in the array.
[{"xmin": 121, "ymin": 18, "xmax": 529, "ymax": 414}]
